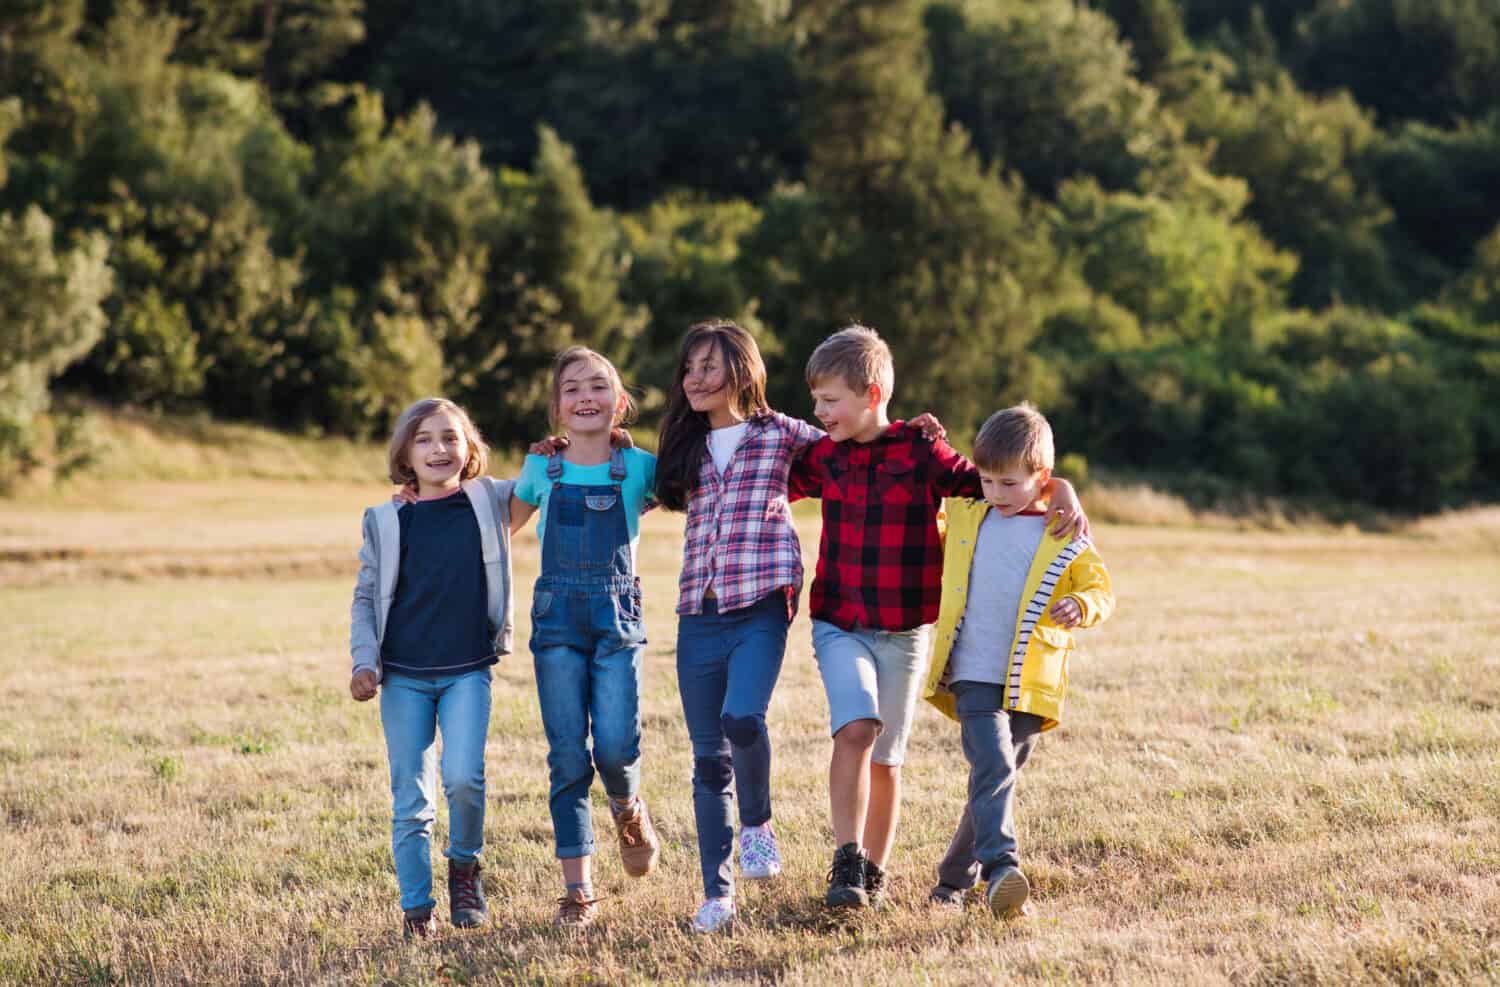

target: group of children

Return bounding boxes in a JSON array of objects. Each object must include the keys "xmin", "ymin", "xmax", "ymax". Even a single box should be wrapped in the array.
[{"xmin": 349, "ymin": 321, "xmax": 1114, "ymax": 938}]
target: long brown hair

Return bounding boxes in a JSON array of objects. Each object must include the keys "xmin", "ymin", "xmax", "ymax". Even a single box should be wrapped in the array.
[{"xmin": 655, "ymin": 320, "xmax": 770, "ymax": 512}]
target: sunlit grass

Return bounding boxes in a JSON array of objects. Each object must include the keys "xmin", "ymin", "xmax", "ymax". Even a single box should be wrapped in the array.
[{"xmin": 3, "ymin": 473, "xmax": 1499, "ymax": 984}]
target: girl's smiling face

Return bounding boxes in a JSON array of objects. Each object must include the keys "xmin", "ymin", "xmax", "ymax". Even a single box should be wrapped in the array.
[
  {"xmin": 681, "ymin": 340, "xmax": 739, "ymax": 427},
  {"xmin": 557, "ymin": 356, "xmax": 624, "ymax": 435},
  {"xmin": 407, "ymin": 409, "xmax": 470, "ymax": 496}
]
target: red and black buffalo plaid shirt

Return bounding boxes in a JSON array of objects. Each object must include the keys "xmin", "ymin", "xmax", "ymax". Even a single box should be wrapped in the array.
[{"xmin": 787, "ymin": 421, "xmax": 981, "ymax": 632}]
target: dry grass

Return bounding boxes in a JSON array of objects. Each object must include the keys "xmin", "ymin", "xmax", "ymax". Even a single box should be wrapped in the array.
[{"xmin": 3, "ymin": 475, "xmax": 1499, "ymax": 985}]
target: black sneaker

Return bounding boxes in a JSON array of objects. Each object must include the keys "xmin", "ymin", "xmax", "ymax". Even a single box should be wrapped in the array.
[
  {"xmin": 403, "ymin": 907, "xmax": 435, "ymax": 939},
  {"xmin": 448, "ymin": 859, "xmax": 488, "ymax": 928},
  {"xmin": 824, "ymin": 842, "xmax": 868, "ymax": 909},
  {"xmin": 864, "ymin": 859, "xmax": 888, "ymax": 909}
]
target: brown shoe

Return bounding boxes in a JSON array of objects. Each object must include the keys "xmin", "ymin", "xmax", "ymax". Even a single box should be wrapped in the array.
[
  {"xmin": 611, "ymin": 797, "xmax": 660, "ymax": 877},
  {"xmin": 403, "ymin": 907, "xmax": 435, "ymax": 939},
  {"xmin": 555, "ymin": 887, "xmax": 601, "ymax": 929}
]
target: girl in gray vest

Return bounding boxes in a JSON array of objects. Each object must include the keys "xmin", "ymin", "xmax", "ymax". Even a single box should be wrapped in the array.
[{"xmin": 350, "ymin": 398, "xmax": 516, "ymax": 938}]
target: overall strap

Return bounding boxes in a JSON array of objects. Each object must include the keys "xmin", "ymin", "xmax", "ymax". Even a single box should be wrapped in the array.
[
  {"xmin": 547, "ymin": 451, "xmax": 566, "ymax": 481},
  {"xmin": 608, "ymin": 446, "xmax": 627, "ymax": 484}
]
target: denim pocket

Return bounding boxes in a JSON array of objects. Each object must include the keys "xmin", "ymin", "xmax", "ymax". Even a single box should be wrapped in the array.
[
  {"xmin": 532, "ymin": 590, "xmax": 554, "ymax": 619},
  {"xmin": 617, "ymin": 586, "xmax": 643, "ymax": 622},
  {"xmin": 585, "ymin": 493, "xmax": 619, "ymax": 511}
]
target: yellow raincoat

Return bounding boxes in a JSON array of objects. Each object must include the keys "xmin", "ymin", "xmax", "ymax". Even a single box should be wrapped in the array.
[{"xmin": 923, "ymin": 498, "xmax": 1114, "ymax": 730}]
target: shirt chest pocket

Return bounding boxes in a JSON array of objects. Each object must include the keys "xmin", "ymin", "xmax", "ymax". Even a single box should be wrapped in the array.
[{"xmin": 875, "ymin": 459, "xmax": 917, "ymax": 505}]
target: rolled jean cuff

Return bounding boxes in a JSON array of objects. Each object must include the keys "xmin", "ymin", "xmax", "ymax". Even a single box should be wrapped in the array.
[{"xmin": 556, "ymin": 841, "xmax": 595, "ymax": 860}]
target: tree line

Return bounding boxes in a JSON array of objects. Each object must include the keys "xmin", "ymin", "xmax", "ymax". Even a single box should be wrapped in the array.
[{"xmin": 3, "ymin": 0, "xmax": 1499, "ymax": 512}]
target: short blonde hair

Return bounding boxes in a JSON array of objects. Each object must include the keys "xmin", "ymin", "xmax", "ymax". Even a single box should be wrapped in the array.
[
  {"xmin": 973, "ymin": 403, "xmax": 1054, "ymax": 474},
  {"xmin": 387, "ymin": 398, "xmax": 489, "ymax": 486},
  {"xmin": 549, "ymin": 346, "xmax": 638, "ymax": 433},
  {"xmin": 805, "ymin": 324, "xmax": 895, "ymax": 400}
]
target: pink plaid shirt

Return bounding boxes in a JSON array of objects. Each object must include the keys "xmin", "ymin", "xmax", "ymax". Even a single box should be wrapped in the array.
[{"xmin": 676, "ymin": 412, "xmax": 824, "ymax": 616}]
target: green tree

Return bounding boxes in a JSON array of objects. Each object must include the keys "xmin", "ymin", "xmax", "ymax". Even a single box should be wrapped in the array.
[
  {"xmin": 1370, "ymin": 114, "xmax": 1500, "ymax": 279},
  {"xmin": 1295, "ymin": 0, "xmax": 1500, "ymax": 124},
  {"xmin": 749, "ymin": 0, "xmax": 1054, "ymax": 432},
  {"xmin": 357, "ymin": 0, "xmax": 803, "ymax": 208},
  {"xmin": 926, "ymin": 0, "xmax": 1181, "ymax": 198},
  {"xmin": 0, "ymin": 206, "xmax": 113, "ymax": 474},
  {"xmin": 1087, "ymin": 0, "xmax": 1189, "ymax": 80},
  {"xmin": 1167, "ymin": 62, "xmax": 1398, "ymax": 307},
  {"xmin": 1052, "ymin": 175, "xmax": 1297, "ymax": 346},
  {"xmin": 454, "ymin": 126, "xmax": 641, "ymax": 440}
]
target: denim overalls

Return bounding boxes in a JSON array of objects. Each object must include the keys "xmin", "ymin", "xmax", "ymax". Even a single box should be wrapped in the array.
[{"xmin": 530, "ymin": 448, "xmax": 647, "ymax": 859}]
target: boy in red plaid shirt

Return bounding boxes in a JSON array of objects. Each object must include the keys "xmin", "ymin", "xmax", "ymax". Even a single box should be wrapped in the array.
[{"xmin": 788, "ymin": 325, "xmax": 1086, "ymax": 909}]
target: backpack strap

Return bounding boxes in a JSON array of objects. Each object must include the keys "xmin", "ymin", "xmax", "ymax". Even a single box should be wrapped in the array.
[
  {"xmin": 372, "ymin": 501, "xmax": 401, "ymax": 619},
  {"xmin": 463, "ymin": 478, "xmax": 503, "ymax": 623}
]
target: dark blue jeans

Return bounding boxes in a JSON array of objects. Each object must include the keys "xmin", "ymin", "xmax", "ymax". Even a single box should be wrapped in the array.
[{"xmin": 676, "ymin": 592, "xmax": 790, "ymax": 898}]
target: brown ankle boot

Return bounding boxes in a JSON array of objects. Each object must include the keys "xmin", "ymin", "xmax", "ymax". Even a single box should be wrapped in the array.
[{"xmin": 610, "ymin": 797, "xmax": 660, "ymax": 877}]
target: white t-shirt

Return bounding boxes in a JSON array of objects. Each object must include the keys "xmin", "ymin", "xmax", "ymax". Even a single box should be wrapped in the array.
[
  {"xmin": 947, "ymin": 511, "xmax": 1048, "ymax": 685},
  {"xmin": 708, "ymin": 421, "xmax": 751, "ymax": 476}
]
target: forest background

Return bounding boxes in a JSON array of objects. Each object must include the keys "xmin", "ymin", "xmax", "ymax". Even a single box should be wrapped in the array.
[{"xmin": 5, "ymin": 0, "xmax": 1500, "ymax": 515}]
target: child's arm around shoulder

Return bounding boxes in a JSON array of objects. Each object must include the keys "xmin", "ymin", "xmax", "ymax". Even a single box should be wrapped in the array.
[
  {"xmin": 508, "ymin": 455, "xmax": 547, "ymax": 534},
  {"xmin": 787, "ymin": 434, "xmax": 832, "ymax": 502}
]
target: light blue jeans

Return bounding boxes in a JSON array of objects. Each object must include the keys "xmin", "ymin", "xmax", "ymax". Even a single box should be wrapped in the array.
[{"xmin": 379, "ymin": 668, "xmax": 492, "ymax": 913}]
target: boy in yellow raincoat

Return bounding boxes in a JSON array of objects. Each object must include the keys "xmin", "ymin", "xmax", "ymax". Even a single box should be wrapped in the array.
[{"xmin": 921, "ymin": 403, "xmax": 1114, "ymax": 917}]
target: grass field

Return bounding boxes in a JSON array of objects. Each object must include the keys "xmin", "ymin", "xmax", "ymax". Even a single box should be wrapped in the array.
[{"xmin": 3, "ymin": 474, "xmax": 1499, "ymax": 985}]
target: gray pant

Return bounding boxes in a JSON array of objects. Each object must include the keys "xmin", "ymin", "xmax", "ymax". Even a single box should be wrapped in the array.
[{"xmin": 935, "ymin": 681, "xmax": 1046, "ymax": 890}]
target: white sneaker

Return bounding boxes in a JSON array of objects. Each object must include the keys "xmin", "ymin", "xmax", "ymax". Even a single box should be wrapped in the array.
[
  {"xmin": 691, "ymin": 896, "xmax": 736, "ymax": 934},
  {"xmin": 739, "ymin": 822, "xmax": 782, "ymax": 880}
]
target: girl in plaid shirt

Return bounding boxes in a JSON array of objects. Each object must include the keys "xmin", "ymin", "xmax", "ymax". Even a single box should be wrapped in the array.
[{"xmin": 655, "ymin": 320, "xmax": 822, "ymax": 933}]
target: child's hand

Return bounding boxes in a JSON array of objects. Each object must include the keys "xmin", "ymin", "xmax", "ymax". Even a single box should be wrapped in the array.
[
  {"xmin": 530, "ymin": 429, "xmax": 632, "ymax": 456},
  {"xmin": 529, "ymin": 435, "xmax": 568, "ymax": 456},
  {"xmin": 350, "ymin": 669, "xmax": 378, "ymax": 701},
  {"xmin": 908, "ymin": 412, "xmax": 946, "ymax": 442},
  {"xmin": 391, "ymin": 483, "xmax": 418, "ymax": 506},
  {"xmin": 1049, "ymin": 597, "xmax": 1083, "ymax": 628},
  {"xmin": 1046, "ymin": 479, "xmax": 1091, "ymax": 541}
]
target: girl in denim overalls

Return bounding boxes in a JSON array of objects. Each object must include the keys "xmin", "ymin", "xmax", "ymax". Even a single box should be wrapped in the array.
[{"xmin": 510, "ymin": 347, "xmax": 660, "ymax": 928}]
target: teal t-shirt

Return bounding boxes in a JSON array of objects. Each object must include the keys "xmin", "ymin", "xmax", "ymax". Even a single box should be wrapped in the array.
[{"xmin": 514, "ymin": 448, "xmax": 657, "ymax": 565}]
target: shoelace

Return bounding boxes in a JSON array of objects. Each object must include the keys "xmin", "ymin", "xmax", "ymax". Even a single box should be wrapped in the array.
[
  {"xmin": 826, "ymin": 851, "xmax": 865, "ymax": 886},
  {"xmin": 557, "ymin": 893, "xmax": 604, "ymax": 921},
  {"xmin": 617, "ymin": 807, "xmax": 645, "ymax": 847},
  {"xmin": 451, "ymin": 869, "xmax": 484, "ymax": 912}
]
